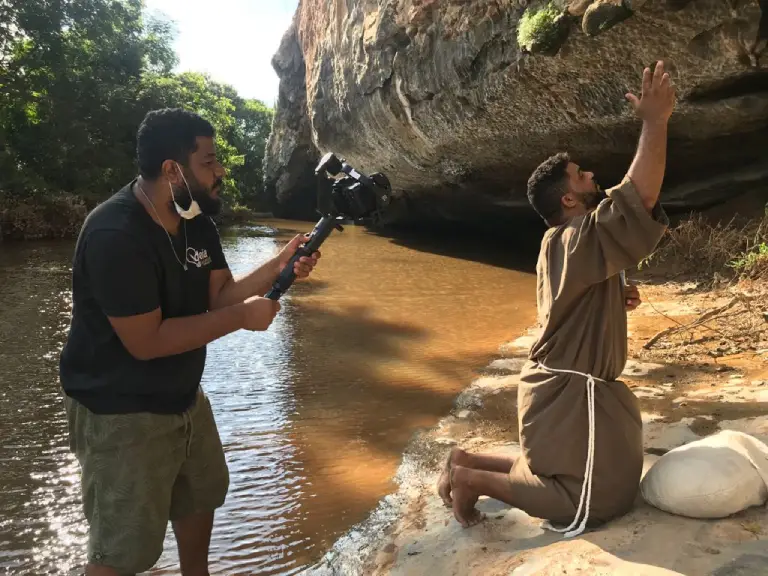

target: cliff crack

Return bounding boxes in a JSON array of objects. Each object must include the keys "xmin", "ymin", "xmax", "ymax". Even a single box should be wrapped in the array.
[
  {"xmin": 395, "ymin": 72, "xmax": 432, "ymax": 145},
  {"xmin": 686, "ymin": 70, "xmax": 768, "ymax": 103}
]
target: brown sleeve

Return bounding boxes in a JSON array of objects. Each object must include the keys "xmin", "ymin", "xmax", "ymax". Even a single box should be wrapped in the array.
[{"xmin": 560, "ymin": 176, "xmax": 669, "ymax": 286}]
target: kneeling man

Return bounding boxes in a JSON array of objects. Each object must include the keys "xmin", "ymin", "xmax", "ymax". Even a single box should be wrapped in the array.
[{"xmin": 439, "ymin": 61, "xmax": 675, "ymax": 534}]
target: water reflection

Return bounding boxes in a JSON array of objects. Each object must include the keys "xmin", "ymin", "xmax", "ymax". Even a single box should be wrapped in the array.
[
  {"xmin": 0, "ymin": 221, "xmax": 537, "ymax": 575},
  {"xmin": 0, "ymin": 241, "xmax": 87, "ymax": 574}
]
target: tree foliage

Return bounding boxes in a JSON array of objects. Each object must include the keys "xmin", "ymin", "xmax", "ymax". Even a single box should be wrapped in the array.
[{"xmin": 0, "ymin": 0, "xmax": 273, "ymax": 220}]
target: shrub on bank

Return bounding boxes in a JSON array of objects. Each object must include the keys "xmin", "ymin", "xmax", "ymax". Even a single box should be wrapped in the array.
[
  {"xmin": 0, "ymin": 194, "xmax": 88, "ymax": 241},
  {"xmin": 641, "ymin": 205, "xmax": 768, "ymax": 284},
  {"xmin": 215, "ymin": 202, "xmax": 272, "ymax": 227},
  {"xmin": 0, "ymin": 194, "xmax": 273, "ymax": 241}
]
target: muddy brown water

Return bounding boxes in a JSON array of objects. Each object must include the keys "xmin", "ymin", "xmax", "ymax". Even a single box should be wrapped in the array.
[{"xmin": 0, "ymin": 220, "xmax": 537, "ymax": 575}]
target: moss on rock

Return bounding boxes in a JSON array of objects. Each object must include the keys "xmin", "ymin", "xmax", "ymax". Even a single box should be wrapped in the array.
[{"xmin": 517, "ymin": 3, "xmax": 572, "ymax": 56}]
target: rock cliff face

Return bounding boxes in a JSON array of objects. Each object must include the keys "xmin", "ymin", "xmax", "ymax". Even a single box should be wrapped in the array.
[{"xmin": 263, "ymin": 0, "xmax": 768, "ymax": 226}]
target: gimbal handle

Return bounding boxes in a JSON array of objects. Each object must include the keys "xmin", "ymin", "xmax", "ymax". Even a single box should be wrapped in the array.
[{"xmin": 264, "ymin": 214, "xmax": 343, "ymax": 300}]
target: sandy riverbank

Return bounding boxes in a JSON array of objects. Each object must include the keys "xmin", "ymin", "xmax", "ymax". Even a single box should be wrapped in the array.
[{"xmin": 305, "ymin": 276, "xmax": 768, "ymax": 576}]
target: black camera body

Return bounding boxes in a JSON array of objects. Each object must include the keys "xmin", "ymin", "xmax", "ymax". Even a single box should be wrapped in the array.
[
  {"xmin": 315, "ymin": 152, "xmax": 392, "ymax": 223},
  {"xmin": 264, "ymin": 153, "xmax": 392, "ymax": 300}
]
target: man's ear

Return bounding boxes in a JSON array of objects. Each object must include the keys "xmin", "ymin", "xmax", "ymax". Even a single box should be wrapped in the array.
[
  {"xmin": 161, "ymin": 160, "xmax": 184, "ymax": 186},
  {"xmin": 561, "ymin": 191, "xmax": 578, "ymax": 209}
]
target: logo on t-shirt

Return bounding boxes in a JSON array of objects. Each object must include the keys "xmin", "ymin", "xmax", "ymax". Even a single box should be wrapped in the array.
[{"xmin": 186, "ymin": 247, "xmax": 213, "ymax": 269}]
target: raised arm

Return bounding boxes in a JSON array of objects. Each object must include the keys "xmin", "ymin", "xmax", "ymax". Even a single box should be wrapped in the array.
[
  {"xmin": 557, "ymin": 63, "xmax": 675, "ymax": 286},
  {"xmin": 624, "ymin": 61, "xmax": 676, "ymax": 212}
]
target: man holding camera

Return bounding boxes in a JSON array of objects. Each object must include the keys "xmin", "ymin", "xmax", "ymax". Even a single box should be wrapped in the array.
[
  {"xmin": 59, "ymin": 108, "xmax": 320, "ymax": 575},
  {"xmin": 439, "ymin": 62, "xmax": 674, "ymax": 533}
]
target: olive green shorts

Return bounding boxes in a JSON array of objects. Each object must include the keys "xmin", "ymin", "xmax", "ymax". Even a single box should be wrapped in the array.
[{"xmin": 64, "ymin": 388, "xmax": 229, "ymax": 574}]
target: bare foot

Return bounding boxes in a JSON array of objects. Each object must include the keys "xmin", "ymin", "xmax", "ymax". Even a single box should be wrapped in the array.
[
  {"xmin": 437, "ymin": 448, "xmax": 455, "ymax": 507},
  {"xmin": 450, "ymin": 465, "xmax": 485, "ymax": 528},
  {"xmin": 437, "ymin": 446, "xmax": 466, "ymax": 507}
]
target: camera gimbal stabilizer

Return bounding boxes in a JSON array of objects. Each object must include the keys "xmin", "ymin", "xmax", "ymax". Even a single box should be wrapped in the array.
[{"xmin": 265, "ymin": 152, "xmax": 392, "ymax": 300}]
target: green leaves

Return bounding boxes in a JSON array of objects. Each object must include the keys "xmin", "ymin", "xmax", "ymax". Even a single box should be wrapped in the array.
[{"xmin": 0, "ymin": 0, "xmax": 274, "ymax": 213}]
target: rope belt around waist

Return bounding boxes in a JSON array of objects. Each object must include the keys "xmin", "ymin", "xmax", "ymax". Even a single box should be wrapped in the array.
[{"xmin": 536, "ymin": 363, "xmax": 607, "ymax": 538}]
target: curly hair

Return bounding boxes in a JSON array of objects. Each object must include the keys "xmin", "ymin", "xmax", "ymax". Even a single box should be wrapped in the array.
[
  {"xmin": 137, "ymin": 108, "xmax": 215, "ymax": 179},
  {"xmin": 526, "ymin": 152, "xmax": 570, "ymax": 226}
]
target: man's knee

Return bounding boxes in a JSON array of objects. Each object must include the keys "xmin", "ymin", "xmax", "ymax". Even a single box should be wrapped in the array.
[
  {"xmin": 85, "ymin": 482, "xmax": 170, "ymax": 573},
  {"xmin": 83, "ymin": 468, "xmax": 175, "ymax": 574},
  {"xmin": 87, "ymin": 534, "xmax": 165, "ymax": 575}
]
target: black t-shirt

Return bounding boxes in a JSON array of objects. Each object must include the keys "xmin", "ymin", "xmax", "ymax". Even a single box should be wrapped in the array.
[{"xmin": 59, "ymin": 180, "xmax": 229, "ymax": 415}]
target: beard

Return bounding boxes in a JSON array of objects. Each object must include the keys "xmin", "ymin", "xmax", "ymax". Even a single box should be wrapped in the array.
[
  {"xmin": 172, "ymin": 176, "xmax": 223, "ymax": 216},
  {"xmin": 582, "ymin": 180, "xmax": 607, "ymax": 210}
]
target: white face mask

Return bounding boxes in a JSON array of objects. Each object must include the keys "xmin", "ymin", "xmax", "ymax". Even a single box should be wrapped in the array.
[{"xmin": 170, "ymin": 163, "xmax": 202, "ymax": 220}]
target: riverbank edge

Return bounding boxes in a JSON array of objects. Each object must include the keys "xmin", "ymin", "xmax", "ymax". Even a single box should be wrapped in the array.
[
  {"xmin": 300, "ymin": 323, "xmax": 538, "ymax": 576},
  {"xmin": 0, "ymin": 194, "xmax": 274, "ymax": 241},
  {"xmin": 302, "ymin": 278, "xmax": 768, "ymax": 576}
]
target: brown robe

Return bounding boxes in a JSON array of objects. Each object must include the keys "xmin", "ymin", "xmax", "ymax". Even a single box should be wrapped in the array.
[{"xmin": 508, "ymin": 177, "xmax": 669, "ymax": 529}]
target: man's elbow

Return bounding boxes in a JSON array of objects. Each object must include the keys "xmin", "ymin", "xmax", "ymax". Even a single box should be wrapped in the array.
[
  {"xmin": 125, "ymin": 344, "xmax": 157, "ymax": 361},
  {"xmin": 119, "ymin": 336, "xmax": 162, "ymax": 361},
  {"xmin": 208, "ymin": 275, "xmax": 236, "ymax": 311},
  {"xmin": 106, "ymin": 309, "xmax": 165, "ymax": 361}
]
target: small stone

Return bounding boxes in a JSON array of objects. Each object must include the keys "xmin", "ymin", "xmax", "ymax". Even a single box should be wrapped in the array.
[
  {"xmin": 582, "ymin": 0, "xmax": 633, "ymax": 37},
  {"xmin": 568, "ymin": 0, "xmax": 594, "ymax": 16}
]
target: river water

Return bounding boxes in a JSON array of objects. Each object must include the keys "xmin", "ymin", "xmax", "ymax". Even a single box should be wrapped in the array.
[{"xmin": 0, "ymin": 219, "xmax": 537, "ymax": 575}]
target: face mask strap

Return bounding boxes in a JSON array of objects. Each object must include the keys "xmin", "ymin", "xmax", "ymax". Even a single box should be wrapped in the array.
[
  {"xmin": 169, "ymin": 162, "xmax": 202, "ymax": 219},
  {"xmin": 176, "ymin": 163, "xmax": 195, "ymax": 203}
]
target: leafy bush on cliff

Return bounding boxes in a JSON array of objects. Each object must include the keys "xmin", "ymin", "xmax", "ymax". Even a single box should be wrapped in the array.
[
  {"xmin": 517, "ymin": 3, "xmax": 569, "ymax": 55},
  {"xmin": 0, "ymin": 0, "xmax": 273, "ymax": 240}
]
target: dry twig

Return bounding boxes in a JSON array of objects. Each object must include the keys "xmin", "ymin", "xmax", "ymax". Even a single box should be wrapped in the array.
[{"xmin": 643, "ymin": 296, "xmax": 744, "ymax": 350}]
